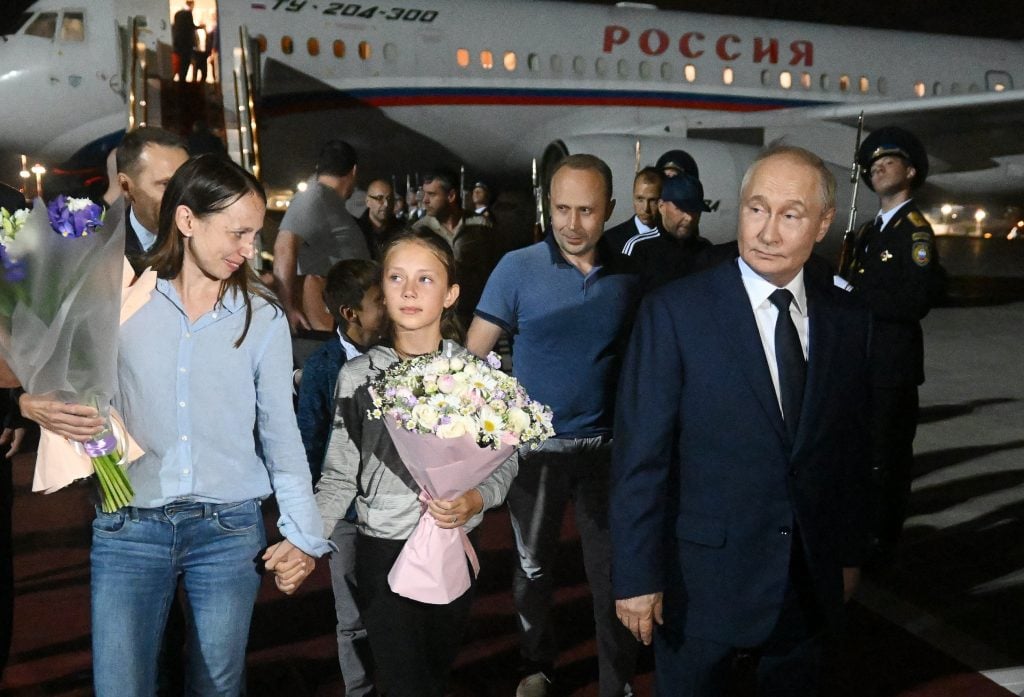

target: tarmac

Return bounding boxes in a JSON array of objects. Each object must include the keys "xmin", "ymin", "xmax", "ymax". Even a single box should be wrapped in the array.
[{"xmin": 2, "ymin": 237, "xmax": 1024, "ymax": 696}]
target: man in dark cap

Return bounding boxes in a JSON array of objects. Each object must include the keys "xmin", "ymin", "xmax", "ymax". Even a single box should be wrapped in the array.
[
  {"xmin": 630, "ymin": 173, "xmax": 713, "ymax": 290},
  {"xmin": 274, "ymin": 140, "xmax": 370, "ymax": 332},
  {"xmin": 470, "ymin": 180, "xmax": 496, "ymax": 223},
  {"xmin": 840, "ymin": 125, "xmax": 938, "ymax": 566},
  {"xmin": 656, "ymin": 149, "xmax": 700, "ymax": 179}
]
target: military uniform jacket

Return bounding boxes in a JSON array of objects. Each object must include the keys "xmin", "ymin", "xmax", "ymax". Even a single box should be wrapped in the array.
[{"xmin": 848, "ymin": 201, "xmax": 936, "ymax": 387}]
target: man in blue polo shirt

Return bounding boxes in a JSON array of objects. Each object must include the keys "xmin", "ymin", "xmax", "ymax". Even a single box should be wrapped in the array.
[{"xmin": 467, "ymin": 154, "xmax": 641, "ymax": 697}]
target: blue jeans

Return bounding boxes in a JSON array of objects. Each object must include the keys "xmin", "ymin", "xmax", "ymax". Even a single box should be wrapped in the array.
[{"xmin": 90, "ymin": 499, "xmax": 266, "ymax": 696}]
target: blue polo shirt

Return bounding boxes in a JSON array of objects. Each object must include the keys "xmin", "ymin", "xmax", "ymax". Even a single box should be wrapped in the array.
[{"xmin": 475, "ymin": 234, "xmax": 641, "ymax": 438}]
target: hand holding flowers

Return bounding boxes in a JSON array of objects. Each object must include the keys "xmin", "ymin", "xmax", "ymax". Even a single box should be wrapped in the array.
[{"xmin": 367, "ymin": 343, "xmax": 553, "ymax": 604}]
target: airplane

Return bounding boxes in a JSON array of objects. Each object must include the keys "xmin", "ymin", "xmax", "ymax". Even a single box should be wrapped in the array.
[{"xmin": 1, "ymin": 0, "xmax": 1023, "ymax": 247}]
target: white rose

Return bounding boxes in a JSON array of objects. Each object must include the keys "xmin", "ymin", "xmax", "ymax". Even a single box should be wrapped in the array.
[
  {"xmin": 436, "ymin": 419, "xmax": 467, "ymax": 439},
  {"xmin": 411, "ymin": 404, "xmax": 440, "ymax": 431},
  {"xmin": 427, "ymin": 358, "xmax": 450, "ymax": 375},
  {"xmin": 448, "ymin": 357, "xmax": 465, "ymax": 372},
  {"xmin": 506, "ymin": 407, "xmax": 531, "ymax": 433}
]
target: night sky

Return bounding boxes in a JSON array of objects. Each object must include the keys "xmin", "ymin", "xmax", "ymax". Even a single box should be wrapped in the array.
[
  {"xmin": 2, "ymin": 0, "xmax": 1023, "ymax": 38},
  {"xmin": 569, "ymin": 0, "xmax": 1024, "ymax": 39}
]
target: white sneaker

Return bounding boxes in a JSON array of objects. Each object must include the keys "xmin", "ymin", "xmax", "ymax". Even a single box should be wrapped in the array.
[{"xmin": 515, "ymin": 672, "xmax": 552, "ymax": 697}]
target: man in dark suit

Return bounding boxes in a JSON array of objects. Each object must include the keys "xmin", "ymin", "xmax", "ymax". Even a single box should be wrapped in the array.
[
  {"xmin": 611, "ymin": 145, "xmax": 873, "ymax": 696},
  {"xmin": 115, "ymin": 127, "xmax": 188, "ymax": 273}
]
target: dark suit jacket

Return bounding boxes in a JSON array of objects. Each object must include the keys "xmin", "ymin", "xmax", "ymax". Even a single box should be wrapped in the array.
[
  {"xmin": 611, "ymin": 260, "xmax": 873, "ymax": 647},
  {"xmin": 125, "ymin": 207, "xmax": 148, "ymax": 275}
]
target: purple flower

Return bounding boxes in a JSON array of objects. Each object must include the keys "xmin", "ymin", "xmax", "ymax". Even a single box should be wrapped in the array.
[
  {"xmin": 0, "ymin": 245, "xmax": 25, "ymax": 283},
  {"xmin": 485, "ymin": 352, "xmax": 502, "ymax": 369},
  {"xmin": 47, "ymin": 195, "xmax": 104, "ymax": 238}
]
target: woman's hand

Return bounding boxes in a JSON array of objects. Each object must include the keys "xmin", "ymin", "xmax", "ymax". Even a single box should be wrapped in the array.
[
  {"xmin": 263, "ymin": 539, "xmax": 315, "ymax": 595},
  {"xmin": 18, "ymin": 393, "xmax": 104, "ymax": 442},
  {"xmin": 427, "ymin": 488, "xmax": 484, "ymax": 529}
]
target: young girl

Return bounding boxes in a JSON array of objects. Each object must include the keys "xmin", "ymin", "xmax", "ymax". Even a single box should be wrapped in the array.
[
  {"xmin": 316, "ymin": 228, "xmax": 518, "ymax": 697},
  {"xmin": 21, "ymin": 155, "xmax": 332, "ymax": 695}
]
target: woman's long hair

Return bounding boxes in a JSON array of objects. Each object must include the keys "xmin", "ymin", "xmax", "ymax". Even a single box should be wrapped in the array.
[
  {"xmin": 380, "ymin": 228, "xmax": 463, "ymax": 343},
  {"xmin": 145, "ymin": 154, "xmax": 277, "ymax": 347}
]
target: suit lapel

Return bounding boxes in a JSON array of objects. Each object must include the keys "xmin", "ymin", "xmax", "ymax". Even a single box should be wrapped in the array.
[{"xmin": 709, "ymin": 263, "xmax": 788, "ymax": 446}]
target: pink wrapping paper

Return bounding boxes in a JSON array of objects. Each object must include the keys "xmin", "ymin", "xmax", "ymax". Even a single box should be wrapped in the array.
[
  {"xmin": 383, "ymin": 416, "xmax": 513, "ymax": 604},
  {"xmin": 32, "ymin": 259, "xmax": 155, "ymax": 494}
]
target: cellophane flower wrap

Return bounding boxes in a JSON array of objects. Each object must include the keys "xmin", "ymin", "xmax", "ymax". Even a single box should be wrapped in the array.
[
  {"xmin": 0, "ymin": 196, "xmax": 140, "ymax": 511},
  {"xmin": 368, "ymin": 341, "xmax": 554, "ymax": 604}
]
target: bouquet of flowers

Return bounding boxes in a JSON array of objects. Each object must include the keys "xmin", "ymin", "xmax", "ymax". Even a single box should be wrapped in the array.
[
  {"xmin": 368, "ymin": 341, "xmax": 554, "ymax": 603},
  {"xmin": 0, "ymin": 196, "xmax": 150, "ymax": 511}
]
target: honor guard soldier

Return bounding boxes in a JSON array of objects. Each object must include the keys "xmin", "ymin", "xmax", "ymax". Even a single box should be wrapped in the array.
[{"xmin": 840, "ymin": 126, "xmax": 938, "ymax": 565}]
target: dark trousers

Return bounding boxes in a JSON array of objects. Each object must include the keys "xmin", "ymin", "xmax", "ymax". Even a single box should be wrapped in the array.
[
  {"xmin": 355, "ymin": 534, "xmax": 474, "ymax": 697},
  {"xmin": 174, "ymin": 49, "xmax": 193, "ymax": 82},
  {"xmin": 507, "ymin": 437, "xmax": 637, "ymax": 696},
  {"xmin": 869, "ymin": 384, "xmax": 919, "ymax": 561},
  {"xmin": 655, "ymin": 537, "xmax": 825, "ymax": 697}
]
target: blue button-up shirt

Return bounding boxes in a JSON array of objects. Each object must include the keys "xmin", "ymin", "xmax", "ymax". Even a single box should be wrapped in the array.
[{"xmin": 114, "ymin": 278, "xmax": 331, "ymax": 556}]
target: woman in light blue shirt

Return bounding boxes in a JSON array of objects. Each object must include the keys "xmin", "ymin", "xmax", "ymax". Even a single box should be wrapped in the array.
[{"xmin": 21, "ymin": 155, "xmax": 331, "ymax": 695}]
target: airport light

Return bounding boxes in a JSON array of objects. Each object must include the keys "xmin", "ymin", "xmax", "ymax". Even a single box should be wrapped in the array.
[
  {"xmin": 30, "ymin": 163, "xmax": 46, "ymax": 199},
  {"xmin": 974, "ymin": 208, "xmax": 986, "ymax": 236},
  {"xmin": 296, "ymin": 181, "xmax": 308, "ymax": 192},
  {"xmin": 18, "ymin": 154, "xmax": 29, "ymax": 195},
  {"xmin": 940, "ymin": 204, "xmax": 953, "ymax": 216}
]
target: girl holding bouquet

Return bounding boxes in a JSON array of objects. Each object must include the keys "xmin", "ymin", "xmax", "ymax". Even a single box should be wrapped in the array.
[
  {"xmin": 315, "ymin": 228, "xmax": 519, "ymax": 697},
  {"xmin": 19, "ymin": 155, "xmax": 332, "ymax": 695}
]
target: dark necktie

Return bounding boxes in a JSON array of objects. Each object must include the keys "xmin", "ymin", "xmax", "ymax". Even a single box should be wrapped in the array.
[{"xmin": 768, "ymin": 289, "xmax": 806, "ymax": 440}]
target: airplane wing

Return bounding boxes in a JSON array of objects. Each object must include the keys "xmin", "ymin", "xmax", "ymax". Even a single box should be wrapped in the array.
[{"xmin": 685, "ymin": 90, "xmax": 1024, "ymax": 174}]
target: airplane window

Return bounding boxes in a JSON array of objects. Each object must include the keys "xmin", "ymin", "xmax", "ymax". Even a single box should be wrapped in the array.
[
  {"xmin": 760, "ymin": 70, "xmax": 771, "ymax": 86},
  {"xmin": 950, "ymin": 82, "xmax": 961, "ymax": 94},
  {"xmin": 859, "ymin": 76, "xmax": 869, "ymax": 93},
  {"xmin": 384, "ymin": 43, "xmax": 397, "ymax": 61},
  {"xmin": 595, "ymin": 57, "xmax": 608, "ymax": 77},
  {"xmin": 617, "ymin": 59, "xmax": 629, "ymax": 78},
  {"xmin": 456, "ymin": 48, "xmax": 469, "ymax": 68},
  {"xmin": 914, "ymin": 81, "xmax": 925, "ymax": 97},
  {"xmin": 24, "ymin": 12, "xmax": 57, "ymax": 38},
  {"xmin": 683, "ymin": 64, "xmax": 696, "ymax": 83},
  {"xmin": 480, "ymin": 50, "xmax": 494, "ymax": 70},
  {"xmin": 639, "ymin": 61, "xmax": 652, "ymax": 79},
  {"xmin": 307, "ymin": 38, "xmax": 319, "ymax": 56},
  {"xmin": 838, "ymin": 74, "xmax": 850, "ymax": 92},
  {"xmin": 820, "ymin": 74, "xmax": 830, "ymax": 91},
  {"xmin": 779, "ymin": 71, "xmax": 792, "ymax": 89},
  {"xmin": 281, "ymin": 36, "xmax": 294, "ymax": 55},
  {"xmin": 528, "ymin": 53, "xmax": 540, "ymax": 72},
  {"xmin": 550, "ymin": 55, "xmax": 563, "ymax": 73},
  {"xmin": 257, "ymin": 35, "xmax": 268, "ymax": 53},
  {"xmin": 968, "ymin": 83, "xmax": 980, "ymax": 93},
  {"xmin": 660, "ymin": 62, "xmax": 672, "ymax": 80},
  {"xmin": 334, "ymin": 40, "xmax": 345, "ymax": 58},
  {"xmin": 986, "ymin": 71, "xmax": 1013, "ymax": 91},
  {"xmin": 722, "ymin": 67, "xmax": 734, "ymax": 86},
  {"xmin": 800, "ymin": 72, "xmax": 811, "ymax": 89},
  {"xmin": 359, "ymin": 41, "xmax": 371, "ymax": 60},
  {"xmin": 877, "ymin": 76, "xmax": 888, "ymax": 94},
  {"xmin": 504, "ymin": 51, "xmax": 516, "ymax": 71},
  {"xmin": 573, "ymin": 56, "xmax": 585, "ymax": 75},
  {"xmin": 60, "ymin": 11, "xmax": 84, "ymax": 41},
  {"xmin": 933, "ymin": 82, "xmax": 943, "ymax": 95}
]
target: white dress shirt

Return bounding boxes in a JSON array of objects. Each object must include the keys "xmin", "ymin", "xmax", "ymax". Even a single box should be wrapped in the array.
[{"xmin": 737, "ymin": 257, "xmax": 810, "ymax": 414}]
